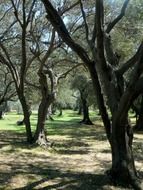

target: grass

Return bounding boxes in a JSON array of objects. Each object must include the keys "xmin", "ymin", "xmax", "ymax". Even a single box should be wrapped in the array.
[{"xmin": 0, "ymin": 110, "xmax": 143, "ymax": 190}]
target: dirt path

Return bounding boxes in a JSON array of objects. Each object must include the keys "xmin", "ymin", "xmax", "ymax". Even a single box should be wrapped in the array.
[{"xmin": 0, "ymin": 118, "xmax": 143, "ymax": 190}]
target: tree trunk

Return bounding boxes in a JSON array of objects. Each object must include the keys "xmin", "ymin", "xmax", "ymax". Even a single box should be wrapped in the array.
[
  {"xmin": 0, "ymin": 110, "xmax": 3, "ymax": 119},
  {"xmin": 88, "ymin": 65, "xmax": 112, "ymax": 142},
  {"xmin": 58, "ymin": 108, "xmax": 63, "ymax": 116},
  {"xmin": 34, "ymin": 97, "xmax": 50, "ymax": 145},
  {"xmin": 19, "ymin": 95, "xmax": 33, "ymax": 143},
  {"xmin": 78, "ymin": 104, "xmax": 82, "ymax": 115},
  {"xmin": 109, "ymin": 119, "xmax": 143, "ymax": 189},
  {"xmin": 135, "ymin": 95, "xmax": 143, "ymax": 131},
  {"xmin": 80, "ymin": 96, "xmax": 93, "ymax": 125}
]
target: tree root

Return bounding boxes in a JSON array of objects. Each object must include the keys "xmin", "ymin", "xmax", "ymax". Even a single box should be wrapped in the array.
[{"xmin": 106, "ymin": 169, "xmax": 143, "ymax": 190}]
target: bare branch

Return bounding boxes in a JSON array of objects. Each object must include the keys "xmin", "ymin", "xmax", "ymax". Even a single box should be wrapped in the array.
[
  {"xmin": 41, "ymin": 0, "xmax": 91, "ymax": 65},
  {"xmin": 25, "ymin": 80, "xmax": 40, "ymax": 90},
  {"xmin": 0, "ymin": 6, "xmax": 13, "ymax": 22},
  {"xmin": 26, "ymin": 0, "xmax": 36, "ymax": 26},
  {"xmin": 117, "ymin": 42, "xmax": 143, "ymax": 75},
  {"xmin": 106, "ymin": 0, "xmax": 130, "ymax": 33},
  {"xmin": 61, "ymin": 1, "xmax": 80, "ymax": 15},
  {"xmin": 58, "ymin": 63, "xmax": 83, "ymax": 81},
  {"xmin": 79, "ymin": 0, "xmax": 89, "ymax": 42},
  {"xmin": 0, "ymin": 20, "xmax": 17, "ymax": 41},
  {"xmin": 10, "ymin": 0, "xmax": 23, "ymax": 27}
]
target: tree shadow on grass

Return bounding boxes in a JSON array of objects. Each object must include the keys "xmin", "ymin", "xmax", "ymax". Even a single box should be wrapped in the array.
[{"xmin": 13, "ymin": 169, "xmax": 110, "ymax": 190}]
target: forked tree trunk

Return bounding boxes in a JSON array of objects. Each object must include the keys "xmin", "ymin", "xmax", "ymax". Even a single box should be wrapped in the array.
[{"xmin": 19, "ymin": 95, "xmax": 33, "ymax": 143}]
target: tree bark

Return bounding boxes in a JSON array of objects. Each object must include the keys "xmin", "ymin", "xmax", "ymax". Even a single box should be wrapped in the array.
[
  {"xmin": 109, "ymin": 118, "xmax": 143, "ymax": 189},
  {"xmin": 80, "ymin": 94, "xmax": 93, "ymax": 125},
  {"xmin": 78, "ymin": 104, "xmax": 82, "ymax": 115},
  {"xmin": 0, "ymin": 110, "xmax": 3, "ymax": 119},
  {"xmin": 19, "ymin": 95, "xmax": 33, "ymax": 143},
  {"xmin": 88, "ymin": 64, "xmax": 112, "ymax": 143},
  {"xmin": 135, "ymin": 95, "xmax": 143, "ymax": 131},
  {"xmin": 33, "ymin": 71, "xmax": 55, "ymax": 145},
  {"xmin": 33, "ymin": 94, "xmax": 52, "ymax": 145}
]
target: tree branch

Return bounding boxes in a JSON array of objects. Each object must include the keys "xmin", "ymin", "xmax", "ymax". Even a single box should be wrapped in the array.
[
  {"xmin": 58, "ymin": 63, "xmax": 83, "ymax": 81},
  {"xmin": 10, "ymin": 0, "xmax": 23, "ymax": 27},
  {"xmin": 79, "ymin": 0, "xmax": 89, "ymax": 42},
  {"xmin": 41, "ymin": 0, "xmax": 91, "ymax": 65},
  {"xmin": 106, "ymin": 0, "xmax": 130, "ymax": 33},
  {"xmin": 117, "ymin": 42, "xmax": 143, "ymax": 75}
]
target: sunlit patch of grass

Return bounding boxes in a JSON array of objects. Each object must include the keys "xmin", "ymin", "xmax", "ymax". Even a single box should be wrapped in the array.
[{"xmin": 0, "ymin": 109, "xmax": 142, "ymax": 190}]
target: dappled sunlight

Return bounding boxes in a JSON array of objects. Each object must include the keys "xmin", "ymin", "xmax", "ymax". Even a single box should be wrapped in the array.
[{"xmin": 0, "ymin": 111, "xmax": 142, "ymax": 189}]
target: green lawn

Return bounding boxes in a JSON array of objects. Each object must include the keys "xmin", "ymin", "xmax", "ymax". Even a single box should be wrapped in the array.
[{"xmin": 0, "ymin": 110, "xmax": 142, "ymax": 190}]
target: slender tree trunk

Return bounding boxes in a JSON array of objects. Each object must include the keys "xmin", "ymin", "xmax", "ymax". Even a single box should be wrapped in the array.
[
  {"xmin": 80, "ymin": 96, "xmax": 93, "ymax": 125},
  {"xmin": 58, "ymin": 108, "xmax": 63, "ymax": 116},
  {"xmin": 88, "ymin": 64, "xmax": 112, "ymax": 142},
  {"xmin": 135, "ymin": 95, "xmax": 143, "ymax": 131},
  {"xmin": 78, "ymin": 104, "xmax": 82, "ymax": 115},
  {"xmin": 0, "ymin": 110, "xmax": 3, "ymax": 119},
  {"xmin": 19, "ymin": 95, "xmax": 33, "ymax": 143}
]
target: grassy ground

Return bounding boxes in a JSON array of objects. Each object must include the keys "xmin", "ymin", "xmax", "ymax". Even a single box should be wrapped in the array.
[{"xmin": 0, "ymin": 110, "xmax": 143, "ymax": 190}]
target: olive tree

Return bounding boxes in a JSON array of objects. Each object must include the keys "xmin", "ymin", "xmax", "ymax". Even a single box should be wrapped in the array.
[{"xmin": 40, "ymin": 0, "xmax": 143, "ymax": 188}]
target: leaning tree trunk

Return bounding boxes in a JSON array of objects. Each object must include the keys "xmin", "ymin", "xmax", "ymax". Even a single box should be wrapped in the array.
[
  {"xmin": 19, "ymin": 95, "xmax": 33, "ymax": 143},
  {"xmin": 34, "ymin": 95, "xmax": 53, "ymax": 145},
  {"xmin": 33, "ymin": 71, "xmax": 55, "ymax": 146}
]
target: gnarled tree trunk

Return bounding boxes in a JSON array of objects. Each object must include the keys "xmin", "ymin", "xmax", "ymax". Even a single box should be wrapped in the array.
[{"xmin": 33, "ymin": 71, "xmax": 55, "ymax": 146}]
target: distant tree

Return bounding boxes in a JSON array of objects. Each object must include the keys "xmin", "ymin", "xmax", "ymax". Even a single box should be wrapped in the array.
[
  {"xmin": 0, "ymin": 67, "xmax": 16, "ymax": 119},
  {"xmin": 0, "ymin": 0, "xmax": 37, "ymax": 143},
  {"xmin": 71, "ymin": 74, "xmax": 93, "ymax": 125}
]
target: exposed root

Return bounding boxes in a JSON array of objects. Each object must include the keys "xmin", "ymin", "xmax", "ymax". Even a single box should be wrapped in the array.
[{"xmin": 36, "ymin": 133, "xmax": 54, "ymax": 149}]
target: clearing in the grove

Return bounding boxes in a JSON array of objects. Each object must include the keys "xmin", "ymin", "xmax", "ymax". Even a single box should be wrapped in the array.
[{"xmin": 0, "ymin": 110, "xmax": 143, "ymax": 190}]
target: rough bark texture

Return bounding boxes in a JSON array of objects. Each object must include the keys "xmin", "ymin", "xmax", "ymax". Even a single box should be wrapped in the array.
[
  {"xmin": 19, "ymin": 95, "xmax": 33, "ymax": 143},
  {"xmin": 33, "ymin": 71, "xmax": 55, "ymax": 145}
]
